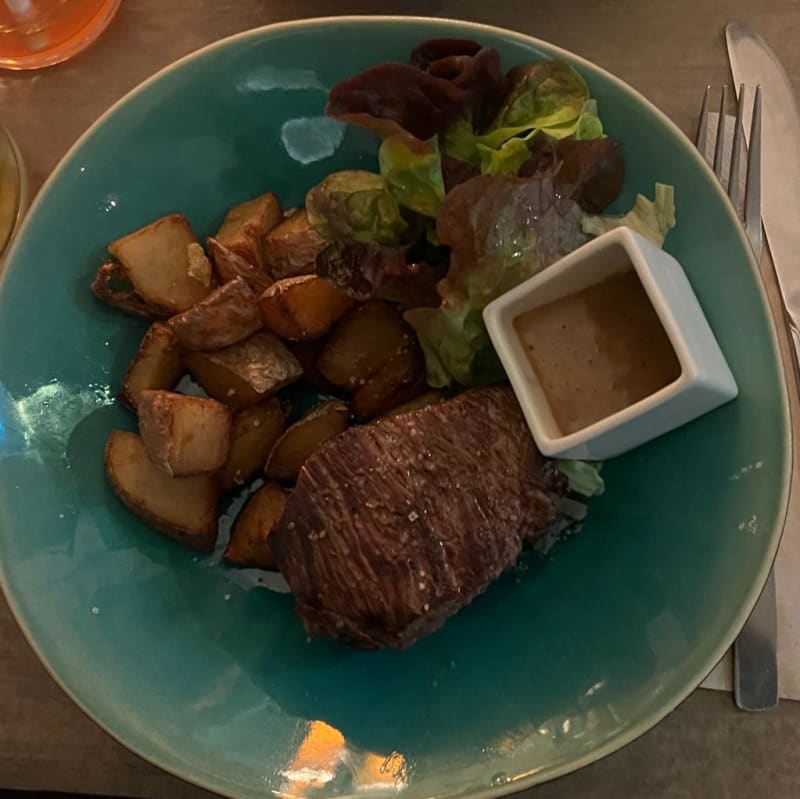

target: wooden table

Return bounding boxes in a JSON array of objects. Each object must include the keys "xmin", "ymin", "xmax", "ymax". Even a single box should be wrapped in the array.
[{"xmin": 3, "ymin": 1, "xmax": 800, "ymax": 797}]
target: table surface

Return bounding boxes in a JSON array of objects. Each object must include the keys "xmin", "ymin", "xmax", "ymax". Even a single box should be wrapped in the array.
[{"xmin": 3, "ymin": 1, "xmax": 800, "ymax": 798}]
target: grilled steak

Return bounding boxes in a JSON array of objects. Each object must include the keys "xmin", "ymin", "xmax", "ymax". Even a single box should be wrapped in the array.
[{"xmin": 270, "ymin": 387, "xmax": 562, "ymax": 649}]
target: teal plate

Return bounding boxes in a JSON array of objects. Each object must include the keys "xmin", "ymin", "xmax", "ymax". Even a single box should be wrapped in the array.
[{"xmin": 0, "ymin": 16, "xmax": 790, "ymax": 799}]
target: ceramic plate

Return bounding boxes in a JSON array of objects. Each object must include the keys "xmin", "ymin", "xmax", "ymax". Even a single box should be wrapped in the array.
[{"xmin": 0, "ymin": 16, "xmax": 789, "ymax": 799}]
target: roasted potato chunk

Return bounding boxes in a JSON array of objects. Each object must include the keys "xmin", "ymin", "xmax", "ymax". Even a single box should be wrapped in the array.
[
  {"xmin": 107, "ymin": 214, "xmax": 211, "ymax": 313},
  {"xmin": 168, "ymin": 276, "xmax": 262, "ymax": 351},
  {"xmin": 121, "ymin": 323, "xmax": 183, "ymax": 410},
  {"xmin": 315, "ymin": 300, "xmax": 412, "ymax": 390},
  {"xmin": 214, "ymin": 192, "xmax": 283, "ymax": 269},
  {"xmin": 263, "ymin": 209, "xmax": 327, "ymax": 279},
  {"xmin": 224, "ymin": 482, "xmax": 287, "ymax": 568},
  {"xmin": 265, "ymin": 400, "xmax": 349, "ymax": 482},
  {"xmin": 207, "ymin": 237, "xmax": 273, "ymax": 294},
  {"xmin": 138, "ymin": 390, "xmax": 232, "ymax": 477},
  {"xmin": 90, "ymin": 262, "xmax": 173, "ymax": 318},
  {"xmin": 218, "ymin": 399, "xmax": 285, "ymax": 492},
  {"xmin": 183, "ymin": 331, "xmax": 302, "ymax": 410},
  {"xmin": 352, "ymin": 342, "xmax": 427, "ymax": 419},
  {"xmin": 383, "ymin": 390, "xmax": 446, "ymax": 418},
  {"xmin": 105, "ymin": 430, "xmax": 218, "ymax": 550},
  {"xmin": 258, "ymin": 275, "xmax": 354, "ymax": 341}
]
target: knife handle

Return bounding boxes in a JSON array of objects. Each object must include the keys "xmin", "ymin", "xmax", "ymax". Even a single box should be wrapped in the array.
[{"xmin": 734, "ymin": 568, "xmax": 778, "ymax": 710}]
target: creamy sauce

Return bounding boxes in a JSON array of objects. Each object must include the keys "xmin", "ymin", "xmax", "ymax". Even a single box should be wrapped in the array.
[{"xmin": 513, "ymin": 269, "xmax": 681, "ymax": 435}]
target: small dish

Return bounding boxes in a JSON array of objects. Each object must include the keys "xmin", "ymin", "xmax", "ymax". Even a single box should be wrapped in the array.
[{"xmin": 483, "ymin": 227, "xmax": 739, "ymax": 459}]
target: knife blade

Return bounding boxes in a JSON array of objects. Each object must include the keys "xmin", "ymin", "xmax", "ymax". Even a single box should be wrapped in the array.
[{"xmin": 726, "ymin": 23, "xmax": 800, "ymax": 329}]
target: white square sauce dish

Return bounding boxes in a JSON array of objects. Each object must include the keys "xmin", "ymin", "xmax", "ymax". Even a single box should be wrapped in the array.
[{"xmin": 483, "ymin": 226, "xmax": 738, "ymax": 460}]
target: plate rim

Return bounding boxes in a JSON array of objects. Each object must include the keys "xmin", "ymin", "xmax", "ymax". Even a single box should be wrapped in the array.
[{"xmin": 0, "ymin": 14, "xmax": 792, "ymax": 799}]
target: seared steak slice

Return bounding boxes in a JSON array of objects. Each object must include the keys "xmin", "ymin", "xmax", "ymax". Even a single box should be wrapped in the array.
[{"xmin": 270, "ymin": 387, "xmax": 560, "ymax": 649}]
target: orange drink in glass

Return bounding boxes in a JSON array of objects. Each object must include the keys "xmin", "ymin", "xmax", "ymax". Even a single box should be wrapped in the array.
[{"xmin": 0, "ymin": 0, "xmax": 120, "ymax": 69}]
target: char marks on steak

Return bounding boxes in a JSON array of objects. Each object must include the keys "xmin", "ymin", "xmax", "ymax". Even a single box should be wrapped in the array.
[{"xmin": 270, "ymin": 387, "xmax": 561, "ymax": 649}]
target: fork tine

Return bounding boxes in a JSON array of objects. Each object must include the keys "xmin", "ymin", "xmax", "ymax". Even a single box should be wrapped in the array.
[
  {"xmin": 744, "ymin": 85, "xmax": 762, "ymax": 257},
  {"xmin": 695, "ymin": 84, "xmax": 711, "ymax": 150},
  {"xmin": 728, "ymin": 84, "xmax": 746, "ymax": 212},
  {"xmin": 713, "ymin": 85, "xmax": 728, "ymax": 179}
]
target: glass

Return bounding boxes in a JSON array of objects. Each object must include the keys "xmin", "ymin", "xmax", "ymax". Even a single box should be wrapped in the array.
[
  {"xmin": 0, "ymin": 122, "xmax": 25, "ymax": 262},
  {"xmin": 0, "ymin": 0, "xmax": 120, "ymax": 69}
]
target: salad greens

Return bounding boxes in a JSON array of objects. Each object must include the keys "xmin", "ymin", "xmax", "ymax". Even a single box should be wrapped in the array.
[
  {"xmin": 378, "ymin": 135, "xmax": 445, "ymax": 218},
  {"xmin": 557, "ymin": 460, "xmax": 605, "ymax": 497},
  {"xmin": 442, "ymin": 62, "xmax": 605, "ymax": 176},
  {"xmin": 312, "ymin": 39, "xmax": 677, "ymax": 407},
  {"xmin": 582, "ymin": 182, "xmax": 676, "ymax": 247},
  {"xmin": 306, "ymin": 170, "xmax": 407, "ymax": 245}
]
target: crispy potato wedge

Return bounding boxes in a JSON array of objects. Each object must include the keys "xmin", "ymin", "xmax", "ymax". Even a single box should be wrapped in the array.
[
  {"xmin": 90, "ymin": 262, "xmax": 173, "ymax": 318},
  {"xmin": 207, "ymin": 237, "xmax": 273, "ymax": 294},
  {"xmin": 168, "ymin": 276, "xmax": 262, "ymax": 351},
  {"xmin": 107, "ymin": 214, "xmax": 211, "ymax": 313},
  {"xmin": 121, "ymin": 323, "xmax": 184, "ymax": 410},
  {"xmin": 105, "ymin": 430, "xmax": 218, "ymax": 550},
  {"xmin": 258, "ymin": 275, "xmax": 354, "ymax": 341},
  {"xmin": 218, "ymin": 399, "xmax": 285, "ymax": 492},
  {"xmin": 265, "ymin": 400, "xmax": 349, "ymax": 482},
  {"xmin": 183, "ymin": 331, "xmax": 302, "ymax": 410},
  {"xmin": 224, "ymin": 482, "xmax": 287, "ymax": 568},
  {"xmin": 215, "ymin": 192, "xmax": 283, "ymax": 268},
  {"xmin": 263, "ymin": 209, "xmax": 327, "ymax": 279},
  {"xmin": 352, "ymin": 342, "xmax": 427, "ymax": 419},
  {"xmin": 315, "ymin": 300, "xmax": 412, "ymax": 390},
  {"xmin": 383, "ymin": 390, "xmax": 446, "ymax": 418},
  {"xmin": 138, "ymin": 390, "xmax": 232, "ymax": 476}
]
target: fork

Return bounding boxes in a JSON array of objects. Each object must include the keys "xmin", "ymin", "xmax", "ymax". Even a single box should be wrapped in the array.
[{"xmin": 696, "ymin": 84, "xmax": 777, "ymax": 712}]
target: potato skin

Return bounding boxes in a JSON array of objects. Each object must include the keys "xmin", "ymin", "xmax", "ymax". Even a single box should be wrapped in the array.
[
  {"xmin": 352, "ymin": 343, "xmax": 427, "ymax": 420},
  {"xmin": 315, "ymin": 300, "xmax": 413, "ymax": 391},
  {"xmin": 258, "ymin": 275, "xmax": 354, "ymax": 341},
  {"xmin": 168, "ymin": 276, "xmax": 262, "ymax": 351},
  {"xmin": 107, "ymin": 214, "xmax": 211, "ymax": 313},
  {"xmin": 138, "ymin": 390, "xmax": 232, "ymax": 477},
  {"xmin": 105, "ymin": 430, "xmax": 219, "ymax": 550},
  {"xmin": 183, "ymin": 331, "xmax": 302, "ymax": 410},
  {"xmin": 265, "ymin": 401, "xmax": 350, "ymax": 482},
  {"xmin": 262, "ymin": 209, "xmax": 327, "ymax": 279},
  {"xmin": 224, "ymin": 482, "xmax": 287, "ymax": 568},
  {"xmin": 207, "ymin": 237, "xmax": 273, "ymax": 294},
  {"xmin": 121, "ymin": 323, "xmax": 183, "ymax": 410},
  {"xmin": 90, "ymin": 262, "xmax": 174, "ymax": 319},
  {"xmin": 218, "ymin": 400, "xmax": 285, "ymax": 492},
  {"xmin": 214, "ymin": 192, "xmax": 283, "ymax": 269}
]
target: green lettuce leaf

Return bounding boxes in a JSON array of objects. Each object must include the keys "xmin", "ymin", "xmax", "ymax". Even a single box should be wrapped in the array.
[
  {"xmin": 443, "ymin": 64, "xmax": 605, "ymax": 177},
  {"xmin": 405, "ymin": 174, "xmax": 588, "ymax": 386},
  {"xmin": 477, "ymin": 136, "xmax": 533, "ymax": 175},
  {"xmin": 582, "ymin": 182, "xmax": 676, "ymax": 247},
  {"xmin": 495, "ymin": 60, "xmax": 589, "ymax": 129},
  {"xmin": 557, "ymin": 460, "xmax": 605, "ymax": 497},
  {"xmin": 378, "ymin": 135, "xmax": 445, "ymax": 218},
  {"xmin": 573, "ymin": 99, "xmax": 604, "ymax": 140},
  {"xmin": 306, "ymin": 170, "xmax": 407, "ymax": 245},
  {"xmin": 442, "ymin": 117, "xmax": 482, "ymax": 166}
]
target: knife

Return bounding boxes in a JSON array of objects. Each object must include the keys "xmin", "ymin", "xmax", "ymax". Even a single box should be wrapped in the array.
[
  {"xmin": 727, "ymin": 23, "xmax": 800, "ymax": 366},
  {"xmin": 726, "ymin": 22, "xmax": 795, "ymax": 711}
]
